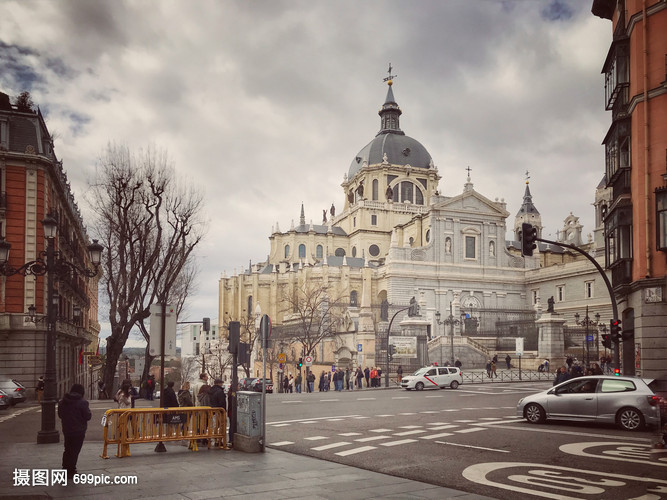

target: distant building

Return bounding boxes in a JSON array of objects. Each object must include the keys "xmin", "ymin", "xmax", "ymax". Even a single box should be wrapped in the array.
[
  {"xmin": 0, "ymin": 91, "xmax": 101, "ymax": 398},
  {"xmin": 592, "ymin": 0, "xmax": 667, "ymax": 378}
]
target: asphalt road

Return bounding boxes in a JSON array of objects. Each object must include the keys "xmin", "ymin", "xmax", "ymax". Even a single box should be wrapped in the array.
[
  {"xmin": 3, "ymin": 383, "xmax": 666, "ymax": 499},
  {"xmin": 264, "ymin": 383, "xmax": 667, "ymax": 499}
]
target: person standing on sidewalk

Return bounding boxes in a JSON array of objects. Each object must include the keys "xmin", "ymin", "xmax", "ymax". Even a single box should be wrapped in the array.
[
  {"xmin": 163, "ymin": 381, "xmax": 179, "ymax": 408},
  {"xmin": 505, "ymin": 354, "xmax": 512, "ymax": 370},
  {"xmin": 491, "ymin": 360, "xmax": 498, "ymax": 378},
  {"xmin": 295, "ymin": 372, "xmax": 302, "ymax": 393},
  {"xmin": 396, "ymin": 365, "xmax": 403, "ymax": 385},
  {"xmin": 57, "ymin": 383, "xmax": 91, "ymax": 480},
  {"xmin": 35, "ymin": 376, "xmax": 44, "ymax": 403},
  {"xmin": 364, "ymin": 366, "xmax": 370, "ymax": 387}
]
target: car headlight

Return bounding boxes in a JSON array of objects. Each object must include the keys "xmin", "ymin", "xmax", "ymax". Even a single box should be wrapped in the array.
[{"xmin": 517, "ymin": 398, "xmax": 524, "ymax": 405}]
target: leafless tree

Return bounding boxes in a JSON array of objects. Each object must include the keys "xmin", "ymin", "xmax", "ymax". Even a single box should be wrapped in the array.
[
  {"xmin": 280, "ymin": 283, "xmax": 347, "ymax": 359},
  {"xmin": 13, "ymin": 91, "xmax": 34, "ymax": 112},
  {"xmin": 88, "ymin": 143, "xmax": 206, "ymax": 396}
]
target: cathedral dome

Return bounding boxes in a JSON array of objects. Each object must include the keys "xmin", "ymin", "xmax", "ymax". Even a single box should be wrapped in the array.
[{"xmin": 348, "ymin": 82, "xmax": 432, "ymax": 179}]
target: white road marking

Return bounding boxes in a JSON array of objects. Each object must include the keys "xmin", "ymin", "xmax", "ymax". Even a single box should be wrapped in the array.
[
  {"xmin": 420, "ymin": 411, "xmax": 440, "ymax": 414},
  {"xmin": 327, "ymin": 418, "xmax": 344, "ymax": 421},
  {"xmin": 304, "ymin": 436, "xmax": 329, "ymax": 441},
  {"xmin": 300, "ymin": 421, "xmax": 316, "ymax": 424},
  {"xmin": 353, "ymin": 416, "xmax": 370, "ymax": 419},
  {"xmin": 435, "ymin": 441, "xmax": 510, "ymax": 453},
  {"xmin": 335, "ymin": 446, "xmax": 377, "ymax": 456},
  {"xmin": 454, "ymin": 419, "xmax": 477, "ymax": 423},
  {"xmin": 357, "ymin": 397, "xmax": 376, "ymax": 401},
  {"xmin": 398, "ymin": 412, "xmax": 417, "ymax": 415},
  {"xmin": 311, "ymin": 442, "xmax": 350, "ymax": 451},
  {"xmin": 355, "ymin": 435, "xmax": 391, "ymax": 442},
  {"xmin": 479, "ymin": 417, "xmax": 504, "ymax": 420},
  {"xmin": 428, "ymin": 425, "xmax": 458, "ymax": 431},
  {"xmin": 281, "ymin": 401, "xmax": 303, "ymax": 404},
  {"xmin": 320, "ymin": 399, "xmax": 339, "ymax": 402},
  {"xmin": 270, "ymin": 441, "xmax": 294, "ymax": 446},
  {"xmin": 420, "ymin": 432, "xmax": 454, "ymax": 440},
  {"xmin": 397, "ymin": 425, "xmax": 422, "ymax": 429},
  {"xmin": 425, "ymin": 422, "xmax": 451, "ymax": 426},
  {"xmin": 394, "ymin": 430, "xmax": 427, "ymax": 436},
  {"xmin": 339, "ymin": 432, "xmax": 362, "ymax": 436},
  {"xmin": 381, "ymin": 439, "xmax": 418, "ymax": 447},
  {"xmin": 370, "ymin": 428, "xmax": 393, "ymax": 433},
  {"xmin": 488, "ymin": 423, "xmax": 652, "ymax": 442},
  {"xmin": 454, "ymin": 428, "xmax": 485, "ymax": 434},
  {"xmin": 392, "ymin": 396, "xmax": 410, "ymax": 399},
  {"xmin": 425, "ymin": 395, "xmax": 444, "ymax": 398},
  {"xmin": 272, "ymin": 423, "xmax": 291, "ymax": 427},
  {"xmin": 268, "ymin": 414, "xmax": 361, "ymax": 425},
  {"xmin": 375, "ymin": 414, "xmax": 394, "ymax": 417}
]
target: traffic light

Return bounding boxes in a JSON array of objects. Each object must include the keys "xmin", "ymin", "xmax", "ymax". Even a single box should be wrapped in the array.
[
  {"xmin": 297, "ymin": 357, "xmax": 303, "ymax": 368},
  {"xmin": 601, "ymin": 333, "xmax": 612, "ymax": 349},
  {"xmin": 202, "ymin": 317, "xmax": 210, "ymax": 332},
  {"xmin": 388, "ymin": 344, "xmax": 395, "ymax": 362},
  {"xmin": 227, "ymin": 321, "xmax": 240, "ymax": 353},
  {"xmin": 520, "ymin": 223, "xmax": 538, "ymax": 257},
  {"xmin": 610, "ymin": 319, "xmax": 622, "ymax": 342},
  {"xmin": 613, "ymin": 368, "xmax": 621, "ymax": 377}
]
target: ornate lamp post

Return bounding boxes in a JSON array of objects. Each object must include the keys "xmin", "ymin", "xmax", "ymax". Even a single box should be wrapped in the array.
[
  {"xmin": 435, "ymin": 303, "xmax": 465, "ymax": 364},
  {"xmin": 0, "ymin": 215, "xmax": 103, "ymax": 444},
  {"xmin": 574, "ymin": 306, "xmax": 604, "ymax": 369}
]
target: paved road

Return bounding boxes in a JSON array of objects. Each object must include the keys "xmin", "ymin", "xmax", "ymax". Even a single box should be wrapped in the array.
[{"xmin": 265, "ymin": 383, "xmax": 667, "ymax": 499}]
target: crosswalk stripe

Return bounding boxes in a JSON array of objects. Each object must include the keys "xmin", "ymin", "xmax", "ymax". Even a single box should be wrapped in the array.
[
  {"xmin": 428, "ymin": 425, "xmax": 458, "ymax": 430},
  {"xmin": 420, "ymin": 432, "xmax": 454, "ymax": 440},
  {"xmin": 355, "ymin": 435, "xmax": 391, "ymax": 442},
  {"xmin": 398, "ymin": 425, "xmax": 422, "ymax": 429},
  {"xmin": 335, "ymin": 446, "xmax": 377, "ymax": 456},
  {"xmin": 271, "ymin": 441, "xmax": 294, "ymax": 446},
  {"xmin": 304, "ymin": 436, "xmax": 328, "ymax": 441},
  {"xmin": 370, "ymin": 428, "xmax": 393, "ymax": 433},
  {"xmin": 339, "ymin": 432, "xmax": 363, "ymax": 436},
  {"xmin": 311, "ymin": 442, "xmax": 350, "ymax": 451},
  {"xmin": 380, "ymin": 439, "xmax": 418, "ymax": 447},
  {"xmin": 394, "ymin": 430, "xmax": 426, "ymax": 436},
  {"xmin": 454, "ymin": 428, "xmax": 485, "ymax": 433}
]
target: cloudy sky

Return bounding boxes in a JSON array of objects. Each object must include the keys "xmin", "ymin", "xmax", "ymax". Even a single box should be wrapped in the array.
[{"xmin": 1, "ymin": 0, "xmax": 611, "ymax": 346}]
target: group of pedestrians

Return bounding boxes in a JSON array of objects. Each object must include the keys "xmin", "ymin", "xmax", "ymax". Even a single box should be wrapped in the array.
[{"xmin": 554, "ymin": 356, "xmax": 606, "ymax": 385}]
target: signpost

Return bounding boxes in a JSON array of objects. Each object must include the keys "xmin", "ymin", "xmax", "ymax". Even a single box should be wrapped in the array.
[
  {"xmin": 259, "ymin": 314, "xmax": 271, "ymax": 452},
  {"xmin": 305, "ymin": 355, "xmax": 313, "ymax": 367},
  {"xmin": 516, "ymin": 338, "xmax": 524, "ymax": 381}
]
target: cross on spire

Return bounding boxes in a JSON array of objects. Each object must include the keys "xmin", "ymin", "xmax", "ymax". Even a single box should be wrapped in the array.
[
  {"xmin": 466, "ymin": 166, "xmax": 472, "ymax": 178},
  {"xmin": 383, "ymin": 63, "xmax": 398, "ymax": 85},
  {"xmin": 525, "ymin": 170, "xmax": 530, "ymax": 184}
]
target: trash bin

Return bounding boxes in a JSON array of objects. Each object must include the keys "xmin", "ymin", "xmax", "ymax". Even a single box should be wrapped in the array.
[{"xmin": 235, "ymin": 391, "xmax": 262, "ymax": 452}]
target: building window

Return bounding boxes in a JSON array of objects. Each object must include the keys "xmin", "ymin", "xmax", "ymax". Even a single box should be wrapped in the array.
[
  {"xmin": 425, "ymin": 229, "xmax": 430, "ymax": 243},
  {"xmin": 248, "ymin": 296, "xmax": 253, "ymax": 316},
  {"xmin": 369, "ymin": 244, "xmax": 380, "ymax": 257},
  {"xmin": 371, "ymin": 214, "xmax": 377, "ymax": 226},
  {"xmin": 284, "ymin": 245, "xmax": 290, "ymax": 259},
  {"xmin": 298, "ymin": 244, "xmax": 306, "ymax": 258},
  {"xmin": 335, "ymin": 248, "xmax": 345, "ymax": 257},
  {"xmin": 532, "ymin": 290, "xmax": 539, "ymax": 305},
  {"xmin": 409, "ymin": 237, "xmax": 414, "ymax": 246},
  {"xmin": 605, "ymin": 206, "xmax": 633, "ymax": 267},
  {"xmin": 585, "ymin": 281, "xmax": 593, "ymax": 299},
  {"xmin": 465, "ymin": 236, "xmax": 476, "ymax": 259},
  {"xmin": 557, "ymin": 285, "xmax": 564, "ymax": 302},
  {"xmin": 352, "ymin": 246, "xmax": 357, "ymax": 257},
  {"xmin": 350, "ymin": 291, "xmax": 358, "ymax": 307},
  {"xmin": 353, "ymin": 217, "xmax": 356, "ymax": 228},
  {"xmin": 372, "ymin": 179, "xmax": 378, "ymax": 200},
  {"xmin": 316, "ymin": 245, "xmax": 323, "ymax": 258}
]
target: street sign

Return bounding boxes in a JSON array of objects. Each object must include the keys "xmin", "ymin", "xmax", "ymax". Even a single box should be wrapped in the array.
[
  {"xmin": 278, "ymin": 353, "xmax": 286, "ymax": 363},
  {"xmin": 357, "ymin": 344, "xmax": 363, "ymax": 352},
  {"xmin": 516, "ymin": 337, "xmax": 524, "ymax": 356},
  {"xmin": 260, "ymin": 314, "xmax": 272, "ymax": 347},
  {"xmin": 587, "ymin": 335, "xmax": 594, "ymax": 341},
  {"xmin": 331, "ymin": 365, "xmax": 336, "ymax": 372},
  {"xmin": 305, "ymin": 355, "xmax": 313, "ymax": 366},
  {"xmin": 148, "ymin": 303, "xmax": 177, "ymax": 356},
  {"xmin": 82, "ymin": 351, "xmax": 96, "ymax": 356}
]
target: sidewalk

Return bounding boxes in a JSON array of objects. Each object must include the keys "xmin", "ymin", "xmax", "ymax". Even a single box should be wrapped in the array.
[{"xmin": 0, "ymin": 440, "xmax": 495, "ymax": 499}]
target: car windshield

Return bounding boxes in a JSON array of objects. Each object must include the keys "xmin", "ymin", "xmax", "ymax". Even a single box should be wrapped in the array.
[{"xmin": 412, "ymin": 368, "xmax": 430, "ymax": 376}]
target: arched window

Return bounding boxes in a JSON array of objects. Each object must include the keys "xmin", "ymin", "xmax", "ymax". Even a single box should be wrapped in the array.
[
  {"xmin": 247, "ymin": 296, "xmax": 253, "ymax": 317},
  {"xmin": 284, "ymin": 245, "xmax": 290, "ymax": 259},
  {"xmin": 352, "ymin": 246, "xmax": 357, "ymax": 257},
  {"xmin": 372, "ymin": 179, "xmax": 379, "ymax": 200},
  {"xmin": 401, "ymin": 181, "xmax": 413, "ymax": 203},
  {"xmin": 316, "ymin": 245, "xmax": 323, "ymax": 258},
  {"xmin": 409, "ymin": 237, "xmax": 414, "ymax": 246},
  {"xmin": 350, "ymin": 291, "xmax": 358, "ymax": 307},
  {"xmin": 425, "ymin": 229, "xmax": 430, "ymax": 243},
  {"xmin": 335, "ymin": 248, "xmax": 346, "ymax": 257},
  {"xmin": 298, "ymin": 244, "xmax": 306, "ymax": 258}
]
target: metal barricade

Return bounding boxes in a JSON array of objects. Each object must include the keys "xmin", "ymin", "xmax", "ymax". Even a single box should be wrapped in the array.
[{"xmin": 101, "ymin": 407, "xmax": 228, "ymax": 458}]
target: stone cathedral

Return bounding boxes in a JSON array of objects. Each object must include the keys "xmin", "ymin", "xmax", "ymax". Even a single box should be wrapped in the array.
[{"xmin": 218, "ymin": 77, "xmax": 612, "ymax": 376}]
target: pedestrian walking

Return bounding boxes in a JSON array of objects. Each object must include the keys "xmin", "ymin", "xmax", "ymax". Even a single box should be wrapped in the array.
[
  {"xmin": 193, "ymin": 373, "xmax": 209, "ymax": 406},
  {"xmin": 485, "ymin": 360, "xmax": 492, "ymax": 378},
  {"xmin": 283, "ymin": 375, "xmax": 289, "ymax": 394},
  {"xmin": 491, "ymin": 360, "xmax": 498, "ymax": 378},
  {"xmin": 35, "ymin": 376, "xmax": 44, "ymax": 403},
  {"xmin": 455, "ymin": 358, "xmax": 462, "ymax": 369},
  {"xmin": 288, "ymin": 374, "xmax": 294, "ymax": 393},
  {"xmin": 115, "ymin": 381, "xmax": 132, "ymax": 409},
  {"xmin": 177, "ymin": 381, "xmax": 193, "ymax": 407},
  {"xmin": 295, "ymin": 373, "xmax": 302, "ymax": 393},
  {"xmin": 396, "ymin": 365, "xmax": 403, "ymax": 385},
  {"xmin": 57, "ymin": 383, "xmax": 91, "ymax": 480},
  {"xmin": 505, "ymin": 354, "xmax": 511, "ymax": 370}
]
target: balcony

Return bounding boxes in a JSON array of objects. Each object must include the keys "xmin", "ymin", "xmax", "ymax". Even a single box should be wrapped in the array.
[{"xmin": 610, "ymin": 258, "xmax": 632, "ymax": 287}]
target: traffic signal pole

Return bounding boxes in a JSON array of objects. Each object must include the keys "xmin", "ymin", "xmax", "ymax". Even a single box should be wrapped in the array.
[{"xmin": 532, "ymin": 235, "xmax": 621, "ymax": 372}]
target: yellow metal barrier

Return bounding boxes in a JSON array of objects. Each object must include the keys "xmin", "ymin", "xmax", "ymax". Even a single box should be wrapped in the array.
[{"xmin": 101, "ymin": 407, "xmax": 228, "ymax": 458}]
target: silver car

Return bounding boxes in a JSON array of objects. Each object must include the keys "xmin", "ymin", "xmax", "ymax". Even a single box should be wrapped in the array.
[{"xmin": 517, "ymin": 375, "xmax": 660, "ymax": 431}]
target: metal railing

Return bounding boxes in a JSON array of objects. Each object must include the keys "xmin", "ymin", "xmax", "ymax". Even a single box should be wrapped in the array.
[
  {"xmin": 462, "ymin": 369, "xmax": 554, "ymax": 384},
  {"xmin": 101, "ymin": 407, "xmax": 228, "ymax": 458}
]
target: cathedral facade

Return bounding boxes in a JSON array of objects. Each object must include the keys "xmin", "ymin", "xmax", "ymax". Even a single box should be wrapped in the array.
[{"xmin": 218, "ymin": 80, "xmax": 613, "ymax": 378}]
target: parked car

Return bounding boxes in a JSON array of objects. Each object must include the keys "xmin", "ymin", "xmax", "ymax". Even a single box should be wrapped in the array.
[
  {"xmin": 401, "ymin": 366, "xmax": 463, "ymax": 390},
  {"xmin": 0, "ymin": 379, "xmax": 27, "ymax": 404},
  {"xmin": 0, "ymin": 389, "xmax": 11, "ymax": 409},
  {"xmin": 250, "ymin": 378, "xmax": 273, "ymax": 394},
  {"xmin": 517, "ymin": 375, "xmax": 661, "ymax": 431},
  {"xmin": 239, "ymin": 378, "xmax": 257, "ymax": 391}
]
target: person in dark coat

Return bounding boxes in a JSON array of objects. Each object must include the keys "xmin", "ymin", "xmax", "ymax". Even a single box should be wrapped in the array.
[
  {"xmin": 57, "ymin": 383, "xmax": 91, "ymax": 479},
  {"xmin": 209, "ymin": 378, "xmax": 226, "ymax": 410},
  {"xmin": 163, "ymin": 381, "xmax": 179, "ymax": 407},
  {"xmin": 364, "ymin": 366, "xmax": 370, "ymax": 388},
  {"xmin": 553, "ymin": 366, "xmax": 571, "ymax": 386}
]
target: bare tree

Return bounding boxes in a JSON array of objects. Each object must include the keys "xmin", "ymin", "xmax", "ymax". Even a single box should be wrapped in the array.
[
  {"xmin": 280, "ymin": 283, "xmax": 347, "ymax": 358},
  {"xmin": 88, "ymin": 144, "xmax": 206, "ymax": 396},
  {"xmin": 13, "ymin": 91, "xmax": 34, "ymax": 112}
]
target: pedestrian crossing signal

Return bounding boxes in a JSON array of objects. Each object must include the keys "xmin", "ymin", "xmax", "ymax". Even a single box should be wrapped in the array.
[{"xmin": 298, "ymin": 357, "xmax": 303, "ymax": 368}]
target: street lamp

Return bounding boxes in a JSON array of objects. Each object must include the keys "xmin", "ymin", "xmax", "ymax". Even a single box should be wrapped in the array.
[
  {"xmin": 435, "ymin": 303, "xmax": 465, "ymax": 364},
  {"xmin": 0, "ymin": 215, "xmax": 103, "ymax": 444},
  {"xmin": 574, "ymin": 306, "xmax": 604, "ymax": 369}
]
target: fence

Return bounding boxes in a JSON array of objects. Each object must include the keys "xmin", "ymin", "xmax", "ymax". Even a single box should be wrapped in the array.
[{"xmin": 101, "ymin": 407, "xmax": 228, "ymax": 458}]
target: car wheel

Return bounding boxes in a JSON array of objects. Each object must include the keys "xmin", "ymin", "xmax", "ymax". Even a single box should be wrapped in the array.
[
  {"xmin": 617, "ymin": 407, "xmax": 644, "ymax": 431},
  {"xmin": 450, "ymin": 381, "xmax": 459, "ymax": 389},
  {"xmin": 524, "ymin": 403, "xmax": 546, "ymax": 424},
  {"xmin": 415, "ymin": 382, "xmax": 424, "ymax": 391}
]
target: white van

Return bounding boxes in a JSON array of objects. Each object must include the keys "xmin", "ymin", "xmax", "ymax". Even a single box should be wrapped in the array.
[{"xmin": 401, "ymin": 366, "xmax": 463, "ymax": 390}]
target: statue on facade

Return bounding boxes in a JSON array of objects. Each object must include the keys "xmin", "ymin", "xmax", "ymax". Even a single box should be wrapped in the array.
[
  {"xmin": 322, "ymin": 209, "xmax": 327, "ymax": 223},
  {"xmin": 385, "ymin": 185, "xmax": 393, "ymax": 201},
  {"xmin": 330, "ymin": 203, "xmax": 335, "ymax": 217},
  {"xmin": 547, "ymin": 296, "xmax": 555, "ymax": 313}
]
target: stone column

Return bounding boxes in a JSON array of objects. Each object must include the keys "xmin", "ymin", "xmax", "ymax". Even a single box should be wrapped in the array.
[{"xmin": 536, "ymin": 313, "xmax": 566, "ymax": 367}]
